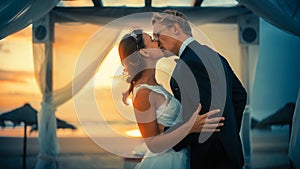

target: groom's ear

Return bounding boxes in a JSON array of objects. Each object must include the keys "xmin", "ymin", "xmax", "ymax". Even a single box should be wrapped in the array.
[
  {"xmin": 139, "ymin": 49, "xmax": 150, "ymax": 58},
  {"xmin": 173, "ymin": 23, "xmax": 181, "ymax": 35}
]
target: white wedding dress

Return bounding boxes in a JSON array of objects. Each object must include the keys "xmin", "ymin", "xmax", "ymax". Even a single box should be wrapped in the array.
[{"xmin": 133, "ymin": 84, "xmax": 190, "ymax": 169}]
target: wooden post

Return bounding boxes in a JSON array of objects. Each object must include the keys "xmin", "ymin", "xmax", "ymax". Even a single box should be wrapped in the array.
[
  {"xmin": 145, "ymin": 0, "xmax": 152, "ymax": 7},
  {"xmin": 33, "ymin": 13, "xmax": 56, "ymax": 169},
  {"xmin": 45, "ymin": 42, "xmax": 53, "ymax": 103},
  {"xmin": 23, "ymin": 123, "xmax": 27, "ymax": 169},
  {"xmin": 240, "ymin": 45, "xmax": 250, "ymax": 104},
  {"xmin": 240, "ymin": 45, "xmax": 252, "ymax": 168}
]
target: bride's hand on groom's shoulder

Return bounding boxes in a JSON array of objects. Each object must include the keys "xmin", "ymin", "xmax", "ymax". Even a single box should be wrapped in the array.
[{"xmin": 189, "ymin": 104, "xmax": 225, "ymax": 134}]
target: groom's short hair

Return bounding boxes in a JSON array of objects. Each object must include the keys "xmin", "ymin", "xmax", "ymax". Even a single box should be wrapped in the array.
[{"xmin": 152, "ymin": 9, "xmax": 193, "ymax": 37}]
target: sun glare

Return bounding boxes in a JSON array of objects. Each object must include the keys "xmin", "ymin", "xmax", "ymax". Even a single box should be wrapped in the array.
[
  {"xmin": 94, "ymin": 46, "xmax": 122, "ymax": 88},
  {"xmin": 125, "ymin": 129, "xmax": 142, "ymax": 138},
  {"xmin": 125, "ymin": 98, "xmax": 133, "ymax": 106}
]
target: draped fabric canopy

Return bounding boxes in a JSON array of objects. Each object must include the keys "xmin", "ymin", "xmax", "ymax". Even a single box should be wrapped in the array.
[
  {"xmin": 0, "ymin": 0, "xmax": 60, "ymax": 39},
  {"xmin": 1, "ymin": 1, "xmax": 300, "ymax": 169},
  {"xmin": 238, "ymin": 0, "xmax": 300, "ymax": 37},
  {"xmin": 2, "ymin": 0, "xmax": 300, "ymax": 40}
]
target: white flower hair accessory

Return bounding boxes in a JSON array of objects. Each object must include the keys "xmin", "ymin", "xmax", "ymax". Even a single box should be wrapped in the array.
[{"xmin": 129, "ymin": 32, "xmax": 138, "ymax": 41}]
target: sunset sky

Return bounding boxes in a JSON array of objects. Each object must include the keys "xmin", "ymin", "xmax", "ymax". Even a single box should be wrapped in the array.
[{"xmin": 0, "ymin": 0, "xmax": 242, "ymax": 137}]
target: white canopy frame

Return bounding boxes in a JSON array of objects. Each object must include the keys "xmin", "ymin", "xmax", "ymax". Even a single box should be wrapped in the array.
[{"xmin": 6, "ymin": 1, "xmax": 300, "ymax": 168}]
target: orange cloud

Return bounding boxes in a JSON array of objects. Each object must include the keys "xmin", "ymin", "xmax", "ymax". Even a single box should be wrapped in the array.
[{"xmin": 0, "ymin": 69, "xmax": 34, "ymax": 83}]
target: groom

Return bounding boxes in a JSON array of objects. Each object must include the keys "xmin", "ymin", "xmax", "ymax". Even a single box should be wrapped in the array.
[{"xmin": 152, "ymin": 10, "xmax": 247, "ymax": 169}]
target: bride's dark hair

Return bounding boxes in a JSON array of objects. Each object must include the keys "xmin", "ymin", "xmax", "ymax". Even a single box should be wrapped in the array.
[{"xmin": 118, "ymin": 29, "xmax": 146, "ymax": 103}]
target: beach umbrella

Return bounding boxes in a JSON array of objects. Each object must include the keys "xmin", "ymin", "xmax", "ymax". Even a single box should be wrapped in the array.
[
  {"xmin": 254, "ymin": 102, "xmax": 296, "ymax": 131},
  {"xmin": 0, "ymin": 103, "xmax": 76, "ymax": 169},
  {"xmin": 0, "ymin": 103, "xmax": 37, "ymax": 127}
]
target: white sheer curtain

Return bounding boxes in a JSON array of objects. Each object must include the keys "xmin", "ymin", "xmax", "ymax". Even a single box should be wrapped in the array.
[
  {"xmin": 0, "ymin": 0, "xmax": 60, "ymax": 39},
  {"xmin": 32, "ymin": 13, "xmax": 122, "ymax": 168},
  {"xmin": 33, "ymin": 43, "xmax": 59, "ymax": 169},
  {"xmin": 289, "ymin": 88, "xmax": 300, "ymax": 169}
]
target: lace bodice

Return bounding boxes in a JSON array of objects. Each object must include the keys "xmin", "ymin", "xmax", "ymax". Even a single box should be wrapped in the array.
[{"xmin": 133, "ymin": 84, "xmax": 183, "ymax": 127}]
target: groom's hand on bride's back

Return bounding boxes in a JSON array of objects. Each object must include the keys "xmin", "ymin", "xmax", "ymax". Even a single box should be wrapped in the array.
[{"xmin": 189, "ymin": 104, "xmax": 225, "ymax": 134}]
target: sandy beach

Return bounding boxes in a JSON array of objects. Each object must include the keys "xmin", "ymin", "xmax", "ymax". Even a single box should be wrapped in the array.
[
  {"xmin": 0, "ymin": 137, "xmax": 130, "ymax": 169},
  {"xmin": 0, "ymin": 128, "xmax": 291, "ymax": 169}
]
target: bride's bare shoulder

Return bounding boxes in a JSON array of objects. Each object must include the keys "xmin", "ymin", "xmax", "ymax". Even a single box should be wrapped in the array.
[{"xmin": 133, "ymin": 88, "xmax": 152, "ymax": 111}]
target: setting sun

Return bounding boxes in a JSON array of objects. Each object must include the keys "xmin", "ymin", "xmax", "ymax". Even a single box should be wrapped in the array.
[{"xmin": 125, "ymin": 129, "xmax": 142, "ymax": 138}]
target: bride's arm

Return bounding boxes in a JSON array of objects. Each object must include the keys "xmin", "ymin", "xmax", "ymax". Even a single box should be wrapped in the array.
[
  {"xmin": 133, "ymin": 89, "xmax": 224, "ymax": 154},
  {"xmin": 143, "ymin": 105, "xmax": 223, "ymax": 153},
  {"xmin": 133, "ymin": 88, "xmax": 161, "ymax": 138}
]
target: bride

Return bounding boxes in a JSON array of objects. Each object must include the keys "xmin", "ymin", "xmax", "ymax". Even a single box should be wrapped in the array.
[{"xmin": 118, "ymin": 29, "xmax": 225, "ymax": 169}]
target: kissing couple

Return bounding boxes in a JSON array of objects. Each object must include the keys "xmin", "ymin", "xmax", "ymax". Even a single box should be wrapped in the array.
[{"xmin": 118, "ymin": 9, "xmax": 247, "ymax": 169}]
